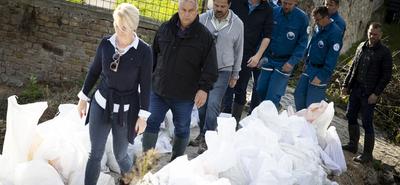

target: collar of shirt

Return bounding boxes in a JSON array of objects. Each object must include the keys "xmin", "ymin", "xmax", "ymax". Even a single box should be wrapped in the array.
[
  {"xmin": 279, "ymin": 7, "xmax": 294, "ymax": 18},
  {"xmin": 364, "ymin": 40, "xmax": 382, "ymax": 50},
  {"xmin": 176, "ymin": 19, "xmax": 194, "ymax": 38},
  {"xmin": 108, "ymin": 33, "xmax": 139, "ymax": 55},
  {"xmin": 331, "ymin": 11, "xmax": 339, "ymax": 18},
  {"xmin": 317, "ymin": 21, "xmax": 334, "ymax": 32},
  {"xmin": 211, "ymin": 10, "xmax": 231, "ymax": 31},
  {"xmin": 248, "ymin": 0, "xmax": 260, "ymax": 13}
]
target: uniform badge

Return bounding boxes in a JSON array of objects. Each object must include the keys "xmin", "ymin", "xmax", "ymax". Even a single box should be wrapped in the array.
[
  {"xmin": 287, "ymin": 31, "xmax": 295, "ymax": 40},
  {"xmin": 333, "ymin": 43, "xmax": 340, "ymax": 51},
  {"xmin": 318, "ymin": 40, "xmax": 324, "ymax": 48}
]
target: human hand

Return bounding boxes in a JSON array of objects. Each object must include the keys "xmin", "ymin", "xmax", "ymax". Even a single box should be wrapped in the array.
[
  {"xmin": 77, "ymin": 99, "xmax": 87, "ymax": 118},
  {"xmin": 246, "ymin": 54, "xmax": 262, "ymax": 68},
  {"xmin": 311, "ymin": 76, "xmax": 321, "ymax": 85},
  {"xmin": 194, "ymin": 90, "xmax": 208, "ymax": 108},
  {"xmin": 135, "ymin": 117, "xmax": 147, "ymax": 135},
  {"xmin": 281, "ymin": 63, "xmax": 293, "ymax": 73},
  {"xmin": 229, "ymin": 78, "xmax": 238, "ymax": 88},
  {"xmin": 368, "ymin": 93, "xmax": 378, "ymax": 104}
]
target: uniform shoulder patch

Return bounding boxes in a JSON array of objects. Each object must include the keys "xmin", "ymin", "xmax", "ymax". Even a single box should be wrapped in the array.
[{"xmin": 333, "ymin": 43, "xmax": 340, "ymax": 51}]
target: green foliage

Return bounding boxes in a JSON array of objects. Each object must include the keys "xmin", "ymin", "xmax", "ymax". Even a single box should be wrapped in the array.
[
  {"xmin": 19, "ymin": 76, "xmax": 44, "ymax": 104},
  {"xmin": 115, "ymin": 0, "xmax": 205, "ymax": 22},
  {"xmin": 66, "ymin": 0, "xmax": 84, "ymax": 4}
]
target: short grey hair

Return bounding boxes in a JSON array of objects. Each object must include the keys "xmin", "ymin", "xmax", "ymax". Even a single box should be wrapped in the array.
[{"xmin": 178, "ymin": 0, "xmax": 198, "ymax": 9}]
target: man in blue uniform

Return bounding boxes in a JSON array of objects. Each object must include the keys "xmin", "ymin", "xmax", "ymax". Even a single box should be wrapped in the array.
[
  {"xmin": 325, "ymin": 0, "xmax": 346, "ymax": 37},
  {"xmin": 294, "ymin": 6, "xmax": 342, "ymax": 110},
  {"xmin": 256, "ymin": 0, "xmax": 308, "ymax": 109}
]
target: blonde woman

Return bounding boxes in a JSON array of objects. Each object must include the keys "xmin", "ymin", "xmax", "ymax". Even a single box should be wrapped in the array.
[{"xmin": 76, "ymin": 3, "xmax": 152, "ymax": 185}]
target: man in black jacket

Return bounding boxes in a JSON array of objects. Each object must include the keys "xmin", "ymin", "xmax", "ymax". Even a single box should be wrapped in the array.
[
  {"xmin": 142, "ymin": 0, "xmax": 218, "ymax": 161},
  {"xmin": 342, "ymin": 22, "xmax": 393, "ymax": 163},
  {"xmin": 222, "ymin": 0, "xmax": 273, "ymax": 123}
]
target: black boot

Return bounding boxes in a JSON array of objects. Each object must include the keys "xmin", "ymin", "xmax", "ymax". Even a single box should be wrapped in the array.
[
  {"xmin": 354, "ymin": 133, "xmax": 375, "ymax": 163},
  {"xmin": 232, "ymin": 102, "xmax": 244, "ymax": 129},
  {"xmin": 342, "ymin": 124, "xmax": 360, "ymax": 154},
  {"xmin": 197, "ymin": 136, "xmax": 207, "ymax": 154},
  {"xmin": 170, "ymin": 136, "xmax": 189, "ymax": 161},
  {"xmin": 188, "ymin": 134, "xmax": 203, "ymax": 147},
  {"xmin": 142, "ymin": 132, "xmax": 158, "ymax": 153}
]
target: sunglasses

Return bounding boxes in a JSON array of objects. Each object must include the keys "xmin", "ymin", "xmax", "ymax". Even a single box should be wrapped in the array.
[{"xmin": 110, "ymin": 51, "xmax": 120, "ymax": 72}]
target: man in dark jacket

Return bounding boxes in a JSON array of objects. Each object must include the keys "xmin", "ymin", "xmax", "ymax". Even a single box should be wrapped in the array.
[
  {"xmin": 342, "ymin": 22, "xmax": 393, "ymax": 163},
  {"xmin": 142, "ymin": 0, "xmax": 218, "ymax": 161},
  {"xmin": 222, "ymin": 0, "xmax": 273, "ymax": 123}
]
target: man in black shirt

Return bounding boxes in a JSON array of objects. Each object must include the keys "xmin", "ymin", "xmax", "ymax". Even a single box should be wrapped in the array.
[
  {"xmin": 342, "ymin": 22, "xmax": 393, "ymax": 163},
  {"xmin": 222, "ymin": 0, "xmax": 273, "ymax": 124}
]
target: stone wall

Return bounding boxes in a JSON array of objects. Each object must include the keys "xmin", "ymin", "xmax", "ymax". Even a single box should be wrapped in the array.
[
  {"xmin": 298, "ymin": 0, "xmax": 384, "ymax": 52},
  {"xmin": 0, "ymin": 0, "xmax": 158, "ymax": 86},
  {"xmin": 0, "ymin": 0, "xmax": 385, "ymax": 86}
]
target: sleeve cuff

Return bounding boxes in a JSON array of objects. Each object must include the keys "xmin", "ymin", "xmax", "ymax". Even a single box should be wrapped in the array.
[
  {"xmin": 78, "ymin": 91, "xmax": 90, "ymax": 102},
  {"xmin": 139, "ymin": 109, "xmax": 151, "ymax": 120},
  {"xmin": 231, "ymin": 72, "xmax": 240, "ymax": 80}
]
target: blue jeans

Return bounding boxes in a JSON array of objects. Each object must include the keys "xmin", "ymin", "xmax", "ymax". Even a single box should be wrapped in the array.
[
  {"xmin": 294, "ymin": 73, "xmax": 327, "ymax": 111},
  {"xmin": 346, "ymin": 83, "xmax": 376, "ymax": 134},
  {"xmin": 145, "ymin": 92, "xmax": 194, "ymax": 138},
  {"xmin": 222, "ymin": 61, "xmax": 260, "ymax": 113},
  {"xmin": 256, "ymin": 58, "xmax": 291, "ymax": 109},
  {"xmin": 198, "ymin": 71, "xmax": 231, "ymax": 135},
  {"xmin": 85, "ymin": 99, "xmax": 132, "ymax": 185}
]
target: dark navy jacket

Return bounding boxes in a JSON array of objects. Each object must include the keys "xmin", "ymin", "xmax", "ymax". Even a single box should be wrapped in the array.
[
  {"xmin": 231, "ymin": 0, "xmax": 273, "ymax": 59},
  {"xmin": 265, "ymin": 6, "xmax": 309, "ymax": 66},
  {"xmin": 82, "ymin": 36, "xmax": 152, "ymax": 143},
  {"xmin": 305, "ymin": 22, "xmax": 342, "ymax": 85}
]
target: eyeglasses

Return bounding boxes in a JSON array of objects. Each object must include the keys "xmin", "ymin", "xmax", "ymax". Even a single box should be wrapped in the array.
[{"xmin": 110, "ymin": 50, "xmax": 120, "ymax": 72}]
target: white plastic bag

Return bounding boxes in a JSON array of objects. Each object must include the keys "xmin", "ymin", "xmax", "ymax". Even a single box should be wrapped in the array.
[
  {"xmin": 14, "ymin": 160, "xmax": 64, "ymax": 185},
  {"xmin": 323, "ymin": 126, "xmax": 346, "ymax": 175},
  {"xmin": 2, "ymin": 96, "xmax": 47, "ymax": 168}
]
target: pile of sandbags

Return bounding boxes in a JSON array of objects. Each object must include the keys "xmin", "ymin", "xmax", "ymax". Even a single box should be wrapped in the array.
[{"xmin": 139, "ymin": 101, "xmax": 346, "ymax": 185}]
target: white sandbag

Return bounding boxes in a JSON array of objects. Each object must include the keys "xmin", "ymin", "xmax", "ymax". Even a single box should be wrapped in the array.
[
  {"xmin": 209, "ymin": 178, "xmax": 231, "ymax": 185},
  {"xmin": 0, "ymin": 154, "xmax": 14, "ymax": 185},
  {"xmin": 68, "ymin": 168, "xmax": 85, "ymax": 185},
  {"xmin": 320, "ymin": 148, "xmax": 341, "ymax": 175},
  {"xmin": 131, "ymin": 135, "xmax": 143, "ymax": 158},
  {"xmin": 312, "ymin": 102, "xmax": 335, "ymax": 148},
  {"xmin": 33, "ymin": 104, "xmax": 89, "ymax": 181},
  {"xmin": 202, "ymin": 117, "xmax": 237, "ymax": 173},
  {"xmin": 14, "ymin": 160, "xmax": 64, "ymax": 185},
  {"xmin": 323, "ymin": 126, "xmax": 346, "ymax": 175},
  {"xmin": 160, "ymin": 110, "xmax": 174, "ymax": 138},
  {"xmin": 2, "ymin": 96, "xmax": 47, "ymax": 168},
  {"xmin": 155, "ymin": 132, "xmax": 173, "ymax": 154},
  {"xmin": 97, "ymin": 172, "xmax": 115, "ymax": 185},
  {"xmin": 220, "ymin": 159, "xmax": 249, "ymax": 185}
]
